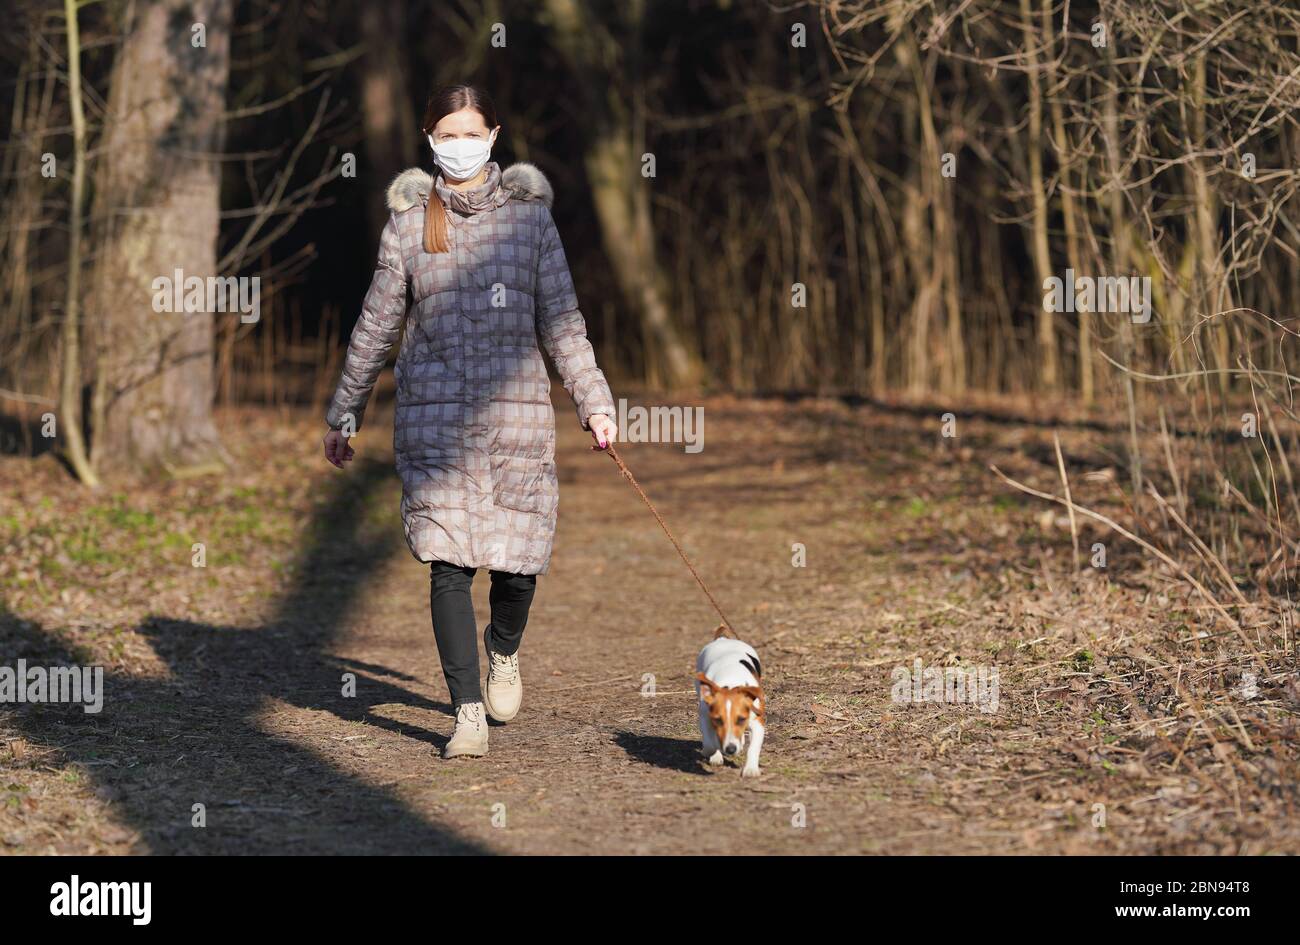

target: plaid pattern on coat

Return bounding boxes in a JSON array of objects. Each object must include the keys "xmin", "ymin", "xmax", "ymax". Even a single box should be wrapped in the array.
[{"xmin": 326, "ymin": 162, "xmax": 615, "ymax": 574}]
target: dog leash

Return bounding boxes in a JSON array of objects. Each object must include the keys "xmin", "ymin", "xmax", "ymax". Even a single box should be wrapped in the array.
[{"xmin": 601, "ymin": 443, "xmax": 737, "ymax": 634}]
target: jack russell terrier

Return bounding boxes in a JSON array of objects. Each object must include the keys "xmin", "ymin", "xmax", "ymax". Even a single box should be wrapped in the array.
[{"xmin": 695, "ymin": 626, "xmax": 765, "ymax": 778}]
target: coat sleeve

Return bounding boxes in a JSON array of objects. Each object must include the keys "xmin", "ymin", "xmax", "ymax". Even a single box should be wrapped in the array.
[
  {"xmin": 534, "ymin": 206, "xmax": 616, "ymax": 430},
  {"xmin": 326, "ymin": 213, "xmax": 408, "ymax": 432}
]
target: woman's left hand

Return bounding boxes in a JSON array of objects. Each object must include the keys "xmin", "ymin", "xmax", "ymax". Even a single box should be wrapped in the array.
[{"xmin": 589, "ymin": 414, "xmax": 617, "ymax": 450}]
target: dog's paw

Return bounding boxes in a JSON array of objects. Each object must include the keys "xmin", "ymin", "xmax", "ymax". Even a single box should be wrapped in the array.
[
  {"xmin": 741, "ymin": 765, "xmax": 762, "ymax": 779},
  {"xmin": 705, "ymin": 750, "xmax": 724, "ymax": 766}
]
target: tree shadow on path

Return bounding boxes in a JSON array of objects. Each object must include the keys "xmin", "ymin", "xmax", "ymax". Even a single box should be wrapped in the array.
[{"xmin": 1, "ymin": 458, "xmax": 490, "ymax": 854}]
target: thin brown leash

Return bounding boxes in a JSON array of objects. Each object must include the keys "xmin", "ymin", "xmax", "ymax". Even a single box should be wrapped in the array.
[{"xmin": 600, "ymin": 443, "xmax": 737, "ymax": 635}]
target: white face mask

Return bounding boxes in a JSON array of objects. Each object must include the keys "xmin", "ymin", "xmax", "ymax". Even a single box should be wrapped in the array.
[{"xmin": 428, "ymin": 131, "xmax": 496, "ymax": 182}]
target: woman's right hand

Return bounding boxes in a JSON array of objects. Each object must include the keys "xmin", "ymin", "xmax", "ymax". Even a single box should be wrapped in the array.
[{"xmin": 323, "ymin": 428, "xmax": 355, "ymax": 468}]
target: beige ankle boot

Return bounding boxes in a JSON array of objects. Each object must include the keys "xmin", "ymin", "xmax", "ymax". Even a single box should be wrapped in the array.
[
  {"xmin": 444, "ymin": 701, "xmax": 488, "ymax": 758},
  {"xmin": 484, "ymin": 629, "xmax": 523, "ymax": 723}
]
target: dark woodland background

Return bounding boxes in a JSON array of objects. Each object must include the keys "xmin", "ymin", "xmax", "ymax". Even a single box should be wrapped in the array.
[{"xmin": 3, "ymin": 0, "xmax": 1300, "ymax": 582}]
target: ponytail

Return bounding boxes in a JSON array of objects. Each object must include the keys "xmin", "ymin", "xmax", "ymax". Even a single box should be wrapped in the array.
[{"xmin": 423, "ymin": 189, "xmax": 450, "ymax": 253}]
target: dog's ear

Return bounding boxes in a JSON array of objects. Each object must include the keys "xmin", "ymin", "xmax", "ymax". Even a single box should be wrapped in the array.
[
  {"xmin": 696, "ymin": 672, "xmax": 718, "ymax": 701},
  {"xmin": 738, "ymin": 686, "xmax": 763, "ymax": 702}
]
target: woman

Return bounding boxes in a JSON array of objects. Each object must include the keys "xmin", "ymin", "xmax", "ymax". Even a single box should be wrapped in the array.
[{"xmin": 323, "ymin": 84, "xmax": 617, "ymax": 759}]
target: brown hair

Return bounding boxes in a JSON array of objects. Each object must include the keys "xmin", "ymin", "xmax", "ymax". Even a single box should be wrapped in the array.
[{"xmin": 419, "ymin": 84, "xmax": 499, "ymax": 253}]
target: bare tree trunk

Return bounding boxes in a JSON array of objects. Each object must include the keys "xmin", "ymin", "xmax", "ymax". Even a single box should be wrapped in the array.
[
  {"xmin": 1020, "ymin": 0, "xmax": 1058, "ymax": 391},
  {"xmin": 360, "ymin": 3, "xmax": 416, "ymax": 228},
  {"xmin": 896, "ymin": 32, "xmax": 960, "ymax": 394},
  {"xmin": 1190, "ymin": 52, "xmax": 1230, "ymax": 395},
  {"xmin": 58, "ymin": 0, "xmax": 99, "ymax": 487},
  {"xmin": 896, "ymin": 86, "xmax": 933, "ymax": 394},
  {"xmin": 908, "ymin": 34, "xmax": 963, "ymax": 394},
  {"xmin": 89, "ymin": 0, "xmax": 231, "ymax": 474},
  {"xmin": 544, "ymin": 0, "xmax": 700, "ymax": 389},
  {"xmin": 1044, "ymin": 0, "xmax": 1091, "ymax": 403},
  {"xmin": 1103, "ymin": 41, "xmax": 1142, "ymax": 503}
]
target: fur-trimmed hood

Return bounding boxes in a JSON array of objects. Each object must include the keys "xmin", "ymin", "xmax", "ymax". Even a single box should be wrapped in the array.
[{"xmin": 385, "ymin": 161, "xmax": 553, "ymax": 214}]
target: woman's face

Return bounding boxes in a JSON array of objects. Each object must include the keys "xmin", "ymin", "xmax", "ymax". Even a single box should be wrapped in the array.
[{"xmin": 430, "ymin": 107, "xmax": 497, "ymax": 143}]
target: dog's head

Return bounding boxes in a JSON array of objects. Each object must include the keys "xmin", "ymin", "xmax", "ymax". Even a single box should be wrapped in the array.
[{"xmin": 696, "ymin": 673, "xmax": 762, "ymax": 756}]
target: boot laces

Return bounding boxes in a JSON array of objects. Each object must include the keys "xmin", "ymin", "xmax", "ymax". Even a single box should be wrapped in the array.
[
  {"xmin": 456, "ymin": 702, "xmax": 484, "ymax": 729},
  {"xmin": 488, "ymin": 648, "xmax": 519, "ymax": 684}
]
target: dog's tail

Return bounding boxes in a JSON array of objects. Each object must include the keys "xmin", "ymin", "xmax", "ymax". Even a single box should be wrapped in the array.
[{"xmin": 713, "ymin": 623, "xmax": 737, "ymax": 640}]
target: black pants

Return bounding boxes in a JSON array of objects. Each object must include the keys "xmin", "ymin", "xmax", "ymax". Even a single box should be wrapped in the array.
[{"xmin": 429, "ymin": 561, "xmax": 537, "ymax": 707}]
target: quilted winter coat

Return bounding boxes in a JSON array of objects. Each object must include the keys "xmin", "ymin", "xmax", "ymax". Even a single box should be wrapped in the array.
[{"xmin": 326, "ymin": 161, "xmax": 616, "ymax": 575}]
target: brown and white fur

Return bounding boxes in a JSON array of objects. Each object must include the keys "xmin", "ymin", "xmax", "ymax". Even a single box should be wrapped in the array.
[{"xmin": 695, "ymin": 625, "xmax": 766, "ymax": 778}]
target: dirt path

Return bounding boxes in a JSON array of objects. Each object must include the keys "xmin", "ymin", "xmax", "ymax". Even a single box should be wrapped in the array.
[{"xmin": 2, "ymin": 394, "xmax": 1297, "ymax": 854}]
